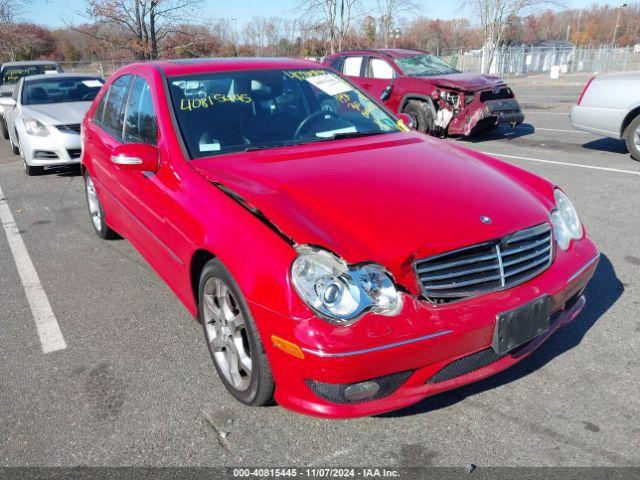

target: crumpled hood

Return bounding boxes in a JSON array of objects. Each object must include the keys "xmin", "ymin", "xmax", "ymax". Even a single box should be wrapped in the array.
[
  {"xmin": 191, "ymin": 133, "xmax": 551, "ymax": 287},
  {"xmin": 417, "ymin": 73, "xmax": 506, "ymax": 91},
  {"xmin": 23, "ymin": 102, "xmax": 92, "ymax": 126}
]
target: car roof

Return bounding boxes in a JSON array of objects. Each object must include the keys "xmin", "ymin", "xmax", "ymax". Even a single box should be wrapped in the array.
[
  {"xmin": 333, "ymin": 49, "xmax": 427, "ymax": 59},
  {"xmin": 23, "ymin": 73, "xmax": 102, "ymax": 82},
  {"xmin": 149, "ymin": 57, "xmax": 324, "ymax": 76},
  {"xmin": 1, "ymin": 60, "xmax": 61, "ymax": 68}
]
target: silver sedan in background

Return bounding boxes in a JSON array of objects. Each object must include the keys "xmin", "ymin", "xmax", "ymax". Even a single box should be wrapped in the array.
[
  {"xmin": 570, "ymin": 71, "xmax": 640, "ymax": 161},
  {"xmin": 0, "ymin": 73, "xmax": 104, "ymax": 175}
]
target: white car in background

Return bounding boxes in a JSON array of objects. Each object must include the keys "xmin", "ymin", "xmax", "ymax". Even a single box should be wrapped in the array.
[
  {"xmin": 570, "ymin": 71, "xmax": 640, "ymax": 161},
  {"xmin": 0, "ymin": 73, "xmax": 104, "ymax": 175},
  {"xmin": 0, "ymin": 60, "xmax": 63, "ymax": 140}
]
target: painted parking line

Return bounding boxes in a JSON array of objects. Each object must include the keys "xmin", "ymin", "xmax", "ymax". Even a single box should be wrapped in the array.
[
  {"xmin": 481, "ymin": 152, "xmax": 640, "ymax": 176},
  {"xmin": 0, "ymin": 184, "xmax": 67, "ymax": 353},
  {"xmin": 533, "ymin": 127, "xmax": 591, "ymax": 134}
]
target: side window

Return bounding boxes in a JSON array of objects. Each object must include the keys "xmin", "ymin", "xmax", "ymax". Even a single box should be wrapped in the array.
[
  {"xmin": 93, "ymin": 91, "xmax": 108, "ymax": 124},
  {"xmin": 329, "ymin": 57, "xmax": 343, "ymax": 72},
  {"xmin": 367, "ymin": 58, "xmax": 395, "ymax": 79},
  {"xmin": 101, "ymin": 74, "xmax": 132, "ymax": 138},
  {"xmin": 342, "ymin": 56, "xmax": 363, "ymax": 77},
  {"xmin": 12, "ymin": 80, "xmax": 20, "ymax": 101},
  {"xmin": 123, "ymin": 76, "xmax": 158, "ymax": 145}
]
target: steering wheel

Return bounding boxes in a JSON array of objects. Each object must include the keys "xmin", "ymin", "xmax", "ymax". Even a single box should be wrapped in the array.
[
  {"xmin": 293, "ymin": 110, "xmax": 339, "ymax": 139},
  {"xmin": 81, "ymin": 92, "xmax": 96, "ymax": 101}
]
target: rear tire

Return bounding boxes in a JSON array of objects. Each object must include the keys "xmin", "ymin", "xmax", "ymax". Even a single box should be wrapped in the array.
[
  {"xmin": 403, "ymin": 99, "xmax": 434, "ymax": 135},
  {"xmin": 84, "ymin": 171, "xmax": 118, "ymax": 239},
  {"xmin": 199, "ymin": 258, "xmax": 275, "ymax": 407},
  {"xmin": 1, "ymin": 118, "xmax": 8, "ymax": 140},
  {"xmin": 624, "ymin": 114, "xmax": 640, "ymax": 162}
]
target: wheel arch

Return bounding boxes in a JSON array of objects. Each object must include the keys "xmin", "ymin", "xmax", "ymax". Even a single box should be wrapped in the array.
[
  {"xmin": 621, "ymin": 105, "xmax": 640, "ymax": 138},
  {"xmin": 189, "ymin": 248, "xmax": 217, "ymax": 311},
  {"xmin": 399, "ymin": 94, "xmax": 437, "ymax": 116}
]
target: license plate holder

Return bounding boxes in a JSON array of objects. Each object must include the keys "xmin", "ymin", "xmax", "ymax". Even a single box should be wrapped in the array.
[{"xmin": 492, "ymin": 296, "xmax": 551, "ymax": 355}]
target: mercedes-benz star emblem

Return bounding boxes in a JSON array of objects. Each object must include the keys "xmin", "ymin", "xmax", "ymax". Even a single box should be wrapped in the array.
[{"xmin": 480, "ymin": 215, "xmax": 492, "ymax": 224}]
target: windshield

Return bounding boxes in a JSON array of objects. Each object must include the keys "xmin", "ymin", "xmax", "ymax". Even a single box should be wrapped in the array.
[
  {"xmin": 1, "ymin": 64, "xmax": 60, "ymax": 85},
  {"xmin": 22, "ymin": 77, "xmax": 104, "ymax": 105},
  {"xmin": 168, "ymin": 68, "xmax": 400, "ymax": 158},
  {"xmin": 395, "ymin": 54, "xmax": 459, "ymax": 76}
]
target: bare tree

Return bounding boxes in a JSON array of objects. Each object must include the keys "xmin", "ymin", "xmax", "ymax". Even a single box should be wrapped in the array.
[
  {"xmin": 298, "ymin": 0, "xmax": 361, "ymax": 54},
  {"xmin": 467, "ymin": 0, "xmax": 560, "ymax": 73},
  {"xmin": 376, "ymin": 0, "xmax": 419, "ymax": 48},
  {"xmin": 72, "ymin": 0, "xmax": 203, "ymax": 60},
  {"xmin": 0, "ymin": 0, "xmax": 30, "ymax": 61}
]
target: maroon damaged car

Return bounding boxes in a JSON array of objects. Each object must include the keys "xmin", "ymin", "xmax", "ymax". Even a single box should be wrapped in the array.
[{"xmin": 323, "ymin": 49, "xmax": 524, "ymax": 137}]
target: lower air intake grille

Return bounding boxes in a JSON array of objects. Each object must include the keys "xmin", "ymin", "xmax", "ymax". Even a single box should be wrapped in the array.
[
  {"xmin": 426, "ymin": 309, "xmax": 563, "ymax": 385},
  {"xmin": 306, "ymin": 371, "xmax": 413, "ymax": 404},
  {"xmin": 414, "ymin": 223, "xmax": 553, "ymax": 302},
  {"xmin": 33, "ymin": 150, "xmax": 59, "ymax": 160}
]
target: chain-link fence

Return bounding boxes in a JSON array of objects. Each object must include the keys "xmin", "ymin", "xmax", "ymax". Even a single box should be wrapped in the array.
[
  {"xmin": 57, "ymin": 47, "xmax": 640, "ymax": 80},
  {"xmin": 58, "ymin": 61, "xmax": 133, "ymax": 78},
  {"xmin": 445, "ymin": 46, "xmax": 640, "ymax": 77}
]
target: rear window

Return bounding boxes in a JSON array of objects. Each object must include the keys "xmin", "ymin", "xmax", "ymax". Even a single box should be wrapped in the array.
[
  {"xmin": 1, "ymin": 64, "xmax": 60, "ymax": 84},
  {"xmin": 22, "ymin": 77, "xmax": 104, "ymax": 105}
]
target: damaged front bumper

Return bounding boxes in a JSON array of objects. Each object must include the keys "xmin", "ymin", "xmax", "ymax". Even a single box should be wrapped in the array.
[{"xmin": 443, "ymin": 95, "xmax": 525, "ymax": 137}]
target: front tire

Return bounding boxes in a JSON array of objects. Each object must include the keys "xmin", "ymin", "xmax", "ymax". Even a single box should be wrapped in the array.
[
  {"xmin": 1, "ymin": 118, "xmax": 8, "ymax": 139},
  {"xmin": 403, "ymin": 99, "xmax": 434, "ymax": 135},
  {"xmin": 11, "ymin": 131, "xmax": 20, "ymax": 155},
  {"xmin": 23, "ymin": 158, "xmax": 43, "ymax": 176},
  {"xmin": 199, "ymin": 259, "xmax": 275, "ymax": 406},
  {"xmin": 624, "ymin": 114, "xmax": 640, "ymax": 162},
  {"xmin": 84, "ymin": 171, "xmax": 118, "ymax": 239}
]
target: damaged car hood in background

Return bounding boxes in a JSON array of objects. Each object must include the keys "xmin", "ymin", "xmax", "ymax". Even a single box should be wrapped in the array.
[
  {"xmin": 418, "ymin": 73, "xmax": 506, "ymax": 91},
  {"xmin": 190, "ymin": 132, "xmax": 550, "ymax": 285}
]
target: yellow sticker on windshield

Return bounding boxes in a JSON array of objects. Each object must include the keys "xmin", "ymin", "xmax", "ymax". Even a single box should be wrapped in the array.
[
  {"xmin": 283, "ymin": 69, "xmax": 326, "ymax": 81},
  {"xmin": 396, "ymin": 120, "xmax": 410, "ymax": 132},
  {"xmin": 180, "ymin": 93, "xmax": 252, "ymax": 111}
]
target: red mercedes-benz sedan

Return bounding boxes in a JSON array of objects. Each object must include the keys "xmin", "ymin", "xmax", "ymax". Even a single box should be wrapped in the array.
[{"xmin": 81, "ymin": 58, "xmax": 599, "ymax": 418}]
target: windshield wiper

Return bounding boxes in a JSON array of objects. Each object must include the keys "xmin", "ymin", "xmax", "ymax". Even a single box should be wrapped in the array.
[
  {"xmin": 243, "ymin": 131, "xmax": 389, "ymax": 152},
  {"xmin": 244, "ymin": 142, "xmax": 298, "ymax": 152},
  {"xmin": 324, "ymin": 130, "xmax": 389, "ymax": 140}
]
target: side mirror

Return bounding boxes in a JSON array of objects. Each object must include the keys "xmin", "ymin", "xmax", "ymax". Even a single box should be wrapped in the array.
[
  {"xmin": 380, "ymin": 84, "xmax": 393, "ymax": 101},
  {"xmin": 110, "ymin": 143, "xmax": 159, "ymax": 172},
  {"xmin": 0, "ymin": 97, "xmax": 16, "ymax": 107},
  {"xmin": 397, "ymin": 113, "xmax": 415, "ymax": 130}
]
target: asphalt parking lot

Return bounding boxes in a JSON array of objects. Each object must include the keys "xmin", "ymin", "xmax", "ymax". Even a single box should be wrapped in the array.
[{"xmin": 1, "ymin": 82, "xmax": 639, "ymax": 467}]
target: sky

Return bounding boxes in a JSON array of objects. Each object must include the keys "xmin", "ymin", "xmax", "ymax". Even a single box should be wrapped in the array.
[{"xmin": 25, "ymin": 0, "xmax": 622, "ymax": 29}]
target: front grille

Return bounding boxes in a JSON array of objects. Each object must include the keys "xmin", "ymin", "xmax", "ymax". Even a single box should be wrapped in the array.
[
  {"xmin": 426, "ymin": 309, "xmax": 563, "ymax": 385},
  {"xmin": 414, "ymin": 223, "xmax": 553, "ymax": 302},
  {"xmin": 480, "ymin": 87, "xmax": 514, "ymax": 102},
  {"xmin": 56, "ymin": 124, "xmax": 81, "ymax": 134},
  {"xmin": 33, "ymin": 150, "xmax": 59, "ymax": 160},
  {"xmin": 67, "ymin": 149, "xmax": 81, "ymax": 159}
]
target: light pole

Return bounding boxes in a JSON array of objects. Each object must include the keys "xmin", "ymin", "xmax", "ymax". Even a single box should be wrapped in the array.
[
  {"xmin": 611, "ymin": 3, "xmax": 628, "ymax": 48},
  {"xmin": 391, "ymin": 27, "xmax": 401, "ymax": 48},
  {"xmin": 231, "ymin": 17, "xmax": 238, "ymax": 57}
]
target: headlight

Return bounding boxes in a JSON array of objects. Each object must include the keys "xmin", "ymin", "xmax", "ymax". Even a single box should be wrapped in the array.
[
  {"xmin": 291, "ymin": 246, "xmax": 402, "ymax": 324},
  {"xmin": 23, "ymin": 117, "xmax": 49, "ymax": 136},
  {"xmin": 551, "ymin": 189, "xmax": 583, "ymax": 250}
]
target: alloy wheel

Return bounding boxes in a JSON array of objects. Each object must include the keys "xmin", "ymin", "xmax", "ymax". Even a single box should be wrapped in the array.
[
  {"xmin": 202, "ymin": 277, "xmax": 252, "ymax": 392},
  {"xmin": 85, "ymin": 176, "xmax": 102, "ymax": 231},
  {"xmin": 634, "ymin": 125, "xmax": 640, "ymax": 149}
]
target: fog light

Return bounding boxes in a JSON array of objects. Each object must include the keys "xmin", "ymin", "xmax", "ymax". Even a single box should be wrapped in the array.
[{"xmin": 343, "ymin": 381, "xmax": 380, "ymax": 402}]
